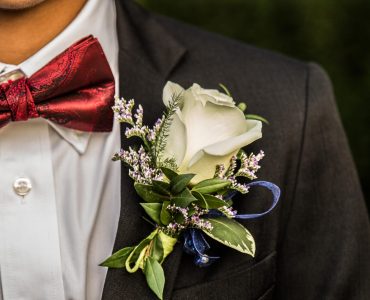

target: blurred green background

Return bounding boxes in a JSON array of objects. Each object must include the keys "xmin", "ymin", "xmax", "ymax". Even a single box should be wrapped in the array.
[{"xmin": 137, "ymin": 0, "xmax": 370, "ymax": 209}]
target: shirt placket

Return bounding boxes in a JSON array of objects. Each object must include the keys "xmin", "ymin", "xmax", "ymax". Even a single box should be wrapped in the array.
[{"xmin": 0, "ymin": 119, "xmax": 65, "ymax": 300}]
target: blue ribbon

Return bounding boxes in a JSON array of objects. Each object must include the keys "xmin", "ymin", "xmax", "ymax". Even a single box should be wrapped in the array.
[
  {"xmin": 183, "ymin": 180, "xmax": 280, "ymax": 267},
  {"xmin": 183, "ymin": 229, "xmax": 219, "ymax": 267},
  {"xmin": 233, "ymin": 181, "xmax": 280, "ymax": 220}
]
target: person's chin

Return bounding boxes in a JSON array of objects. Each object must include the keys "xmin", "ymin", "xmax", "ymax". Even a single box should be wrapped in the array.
[{"xmin": 0, "ymin": 0, "xmax": 47, "ymax": 10}]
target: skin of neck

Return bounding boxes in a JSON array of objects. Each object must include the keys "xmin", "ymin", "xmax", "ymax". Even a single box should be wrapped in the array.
[{"xmin": 0, "ymin": 0, "xmax": 87, "ymax": 65}]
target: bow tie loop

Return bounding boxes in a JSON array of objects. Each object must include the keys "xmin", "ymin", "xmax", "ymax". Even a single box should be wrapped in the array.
[{"xmin": 0, "ymin": 35, "xmax": 115, "ymax": 132}]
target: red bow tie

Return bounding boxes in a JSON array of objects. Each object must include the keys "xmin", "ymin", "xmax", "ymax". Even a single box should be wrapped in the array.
[{"xmin": 0, "ymin": 35, "xmax": 115, "ymax": 132}]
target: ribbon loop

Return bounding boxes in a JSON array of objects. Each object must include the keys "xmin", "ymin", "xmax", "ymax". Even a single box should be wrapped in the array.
[
  {"xmin": 183, "ymin": 229, "xmax": 219, "ymax": 267},
  {"xmin": 234, "ymin": 181, "xmax": 281, "ymax": 220},
  {"xmin": 0, "ymin": 35, "xmax": 115, "ymax": 132},
  {"xmin": 183, "ymin": 181, "xmax": 280, "ymax": 267}
]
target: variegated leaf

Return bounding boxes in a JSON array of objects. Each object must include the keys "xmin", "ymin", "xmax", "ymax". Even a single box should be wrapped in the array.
[{"xmin": 202, "ymin": 217, "xmax": 255, "ymax": 256}]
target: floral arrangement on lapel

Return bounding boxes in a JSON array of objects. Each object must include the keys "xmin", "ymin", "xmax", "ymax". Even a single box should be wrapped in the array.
[{"xmin": 101, "ymin": 82, "xmax": 280, "ymax": 299}]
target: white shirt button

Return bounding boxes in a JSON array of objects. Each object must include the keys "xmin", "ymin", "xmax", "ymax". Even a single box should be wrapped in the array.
[{"xmin": 13, "ymin": 177, "xmax": 32, "ymax": 196}]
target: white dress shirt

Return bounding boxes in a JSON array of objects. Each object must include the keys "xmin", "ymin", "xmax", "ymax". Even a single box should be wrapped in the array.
[{"xmin": 0, "ymin": 0, "xmax": 120, "ymax": 299}]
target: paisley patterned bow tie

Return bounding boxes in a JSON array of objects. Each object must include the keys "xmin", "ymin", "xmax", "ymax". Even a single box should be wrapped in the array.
[{"xmin": 0, "ymin": 35, "xmax": 115, "ymax": 132}]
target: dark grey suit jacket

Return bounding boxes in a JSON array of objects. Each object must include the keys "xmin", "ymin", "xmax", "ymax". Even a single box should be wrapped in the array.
[{"xmin": 102, "ymin": 1, "xmax": 370, "ymax": 299}]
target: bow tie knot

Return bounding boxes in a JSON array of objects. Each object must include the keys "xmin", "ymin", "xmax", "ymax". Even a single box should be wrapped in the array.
[
  {"xmin": 0, "ymin": 35, "xmax": 115, "ymax": 132},
  {"xmin": 1, "ymin": 78, "xmax": 39, "ymax": 122}
]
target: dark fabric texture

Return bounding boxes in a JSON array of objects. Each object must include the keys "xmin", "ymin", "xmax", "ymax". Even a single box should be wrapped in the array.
[{"xmin": 102, "ymin": 1, "xmax": 370, "ymax": 299}]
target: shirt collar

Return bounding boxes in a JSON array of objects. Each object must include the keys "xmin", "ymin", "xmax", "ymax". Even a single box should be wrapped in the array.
[
  {"xmin": 49, "ymin": 123, "xmax": 92, "ymax": 155},
  {"xmin": 0, "ymin": 0, "xmax": 119, "ymax": 155}
]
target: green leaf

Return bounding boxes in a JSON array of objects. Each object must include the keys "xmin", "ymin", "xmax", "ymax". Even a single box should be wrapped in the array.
[
  {"xmin": 125, "ymin": 230, "xmax": 158, "ymax": 273},
  {"xmin": 161, "ymin": 167, "xmax": 178, "ymax": 181},
  {"xmin": 202, "ymin": 217, "xmax": 255, "ymax": 256},
  {"xmin": 174, "ymin": 213, "xmax": 185, "ymax": 224},
  {"xmin": 192, "ymin": 191, "xmax": 208, "ymax": 209},
  {"xmin": 144, "ymin": 257, "xmax": 165, "ymax": 300},
  {"xmin": 99, "ymin": 247, "xmax": 134, "ymax": 268},
  {"xmin": 225, "ymin": 199, "xmax": 233, "ymax": 207},
  {"xmin": 140, "ymin": 203, "xmax": 162, "ymax": 224},
  {"xmin": 152, "ymin": 180, "xmax": 171, "ymax": 195},
  {"xmin": 188, "ymin": 206, "xmax": 196, "ymax": 217},
  {"xmin": 158, "ymin": 231, "xmax": 177, "ymax": 259},
  {"xmin": 151, "ymin": 236, "xmax": 164, "ymax": 263},
  {"xmin": 160, "ymin": 201, "xmax": 172, "ymax": 225},
  {"xmin": 245, "ymin": 114, "xmax": 269, "ymax": 125},
  {"xmin": 171, "ymin": 173, "xmax": 195, "ymax": 194},
  {"xmin": 192, "ymin": 178, "xmax": 231, "ymax": 194},
  {"xmin": 135, "ymin": 183, "xmax": 169, "ymax": 202},
  {"xmin": 203, "ymin": 194, "xmax": 229, "ymax": 208},
  {"xmin": 193, "ymin": 192, "xmax": 227, "ymax": 209},
  {"xmin": 172, "ymin": 188, "xmax": 197, "ymax": 208}
]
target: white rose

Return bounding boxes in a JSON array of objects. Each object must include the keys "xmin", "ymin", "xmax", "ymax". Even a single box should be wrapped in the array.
[{"xmin": 162, "ymin": 81, "xmax": 262, "ymax": 183}]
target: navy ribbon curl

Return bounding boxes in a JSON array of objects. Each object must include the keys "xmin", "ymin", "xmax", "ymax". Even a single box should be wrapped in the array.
[
  {"xmin": 183, "ymin": 180, "xmax": 280, "ymax": 267},
  {"xmin": 234, "ymin": 181, "xmax": 280, "ymax": 220},
  {"xmin": 183, "ymin": 229, "xmax": 220, "ymax": 267}
]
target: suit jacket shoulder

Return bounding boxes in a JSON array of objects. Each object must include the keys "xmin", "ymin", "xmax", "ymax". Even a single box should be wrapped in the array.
[{"xmin": 156, "ymin": 12, "xmax": 308, "ymax": 100}]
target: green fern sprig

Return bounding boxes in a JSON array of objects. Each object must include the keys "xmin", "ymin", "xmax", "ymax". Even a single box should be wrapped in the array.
[{"xmin": 153, "ymin": 93, "xmax": 182, "ymax": 169}]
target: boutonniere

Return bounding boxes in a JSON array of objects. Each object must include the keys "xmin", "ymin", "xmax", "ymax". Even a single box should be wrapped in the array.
[{"xmin": 101, "ymin": 82, "xmax": 280, "ymax": 299}]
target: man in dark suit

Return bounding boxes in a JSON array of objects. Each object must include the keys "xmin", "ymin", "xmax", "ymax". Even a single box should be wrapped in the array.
[{"xmin": 0, "ymin": 0, "xmax": 369, "ymax": 299}]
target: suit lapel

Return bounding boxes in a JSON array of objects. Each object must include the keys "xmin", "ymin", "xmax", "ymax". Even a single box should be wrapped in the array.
[{"xmin": 102, "ymin": 1, "xmax": 186, "ymax": 299}]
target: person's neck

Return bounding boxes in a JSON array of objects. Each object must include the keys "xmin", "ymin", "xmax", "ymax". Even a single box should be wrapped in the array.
[{"xmin": 0, "ymin": 0, "xmax": 87, "ymax": 65}]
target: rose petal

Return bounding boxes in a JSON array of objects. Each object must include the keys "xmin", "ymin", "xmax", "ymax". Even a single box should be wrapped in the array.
[
  {"xmin": 163, "ymin": 81, "xmax": 184, "ymax": 107},
  {"xmin": 184, "ymin": 150, "xmax": 238, "ymax": 183},
  {"xmin": 191, "ymin": 83, "xmax": 235, "ymax": 107},
  {"xmin": 180, "ymin": 94, "xmax": 247, "ymax": 168},
  {"xmin": 163, "ymin": 112, "xmax": 187, "ymax": 167},
  {"xmin": 203, "ymin": 120, "xmax": 262, "ymax": 156}
]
